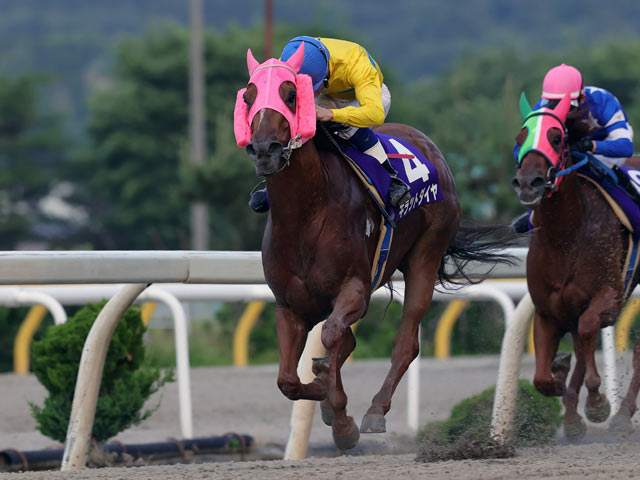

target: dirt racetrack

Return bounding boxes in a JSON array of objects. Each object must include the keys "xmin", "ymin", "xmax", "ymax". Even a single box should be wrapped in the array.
[{"xmin": 2, "ymin": 355, "xmax": 640, "ymax": 479}]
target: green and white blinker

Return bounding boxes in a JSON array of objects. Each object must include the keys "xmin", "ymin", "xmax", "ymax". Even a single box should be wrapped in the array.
[{"xmin": 516, "ymin": 91, "xmax": 571, "ymax": 168}]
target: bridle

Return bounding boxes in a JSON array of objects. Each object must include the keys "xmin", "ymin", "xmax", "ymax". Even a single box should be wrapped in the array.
[
  {"xmin": 518, "ymin": 110, "xmax": 572, "ymax": 193},
  {"xmin": 262, "ymin": 133, "xmax": 303, "ymax": 176}
]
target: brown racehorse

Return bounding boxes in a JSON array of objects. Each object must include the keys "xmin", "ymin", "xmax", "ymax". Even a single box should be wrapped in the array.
[
  {"xmin": 513, "ymin": 93, "xmax": 640, "ymax": 441},
  {"xmin": 238, "ymin": 49, "xmax": 513, "ymax": 450}
]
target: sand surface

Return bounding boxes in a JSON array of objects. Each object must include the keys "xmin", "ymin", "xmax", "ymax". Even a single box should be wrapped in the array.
[{"xmin": 2, "ymin": 355, "xmax": 639, "ymax": 479}]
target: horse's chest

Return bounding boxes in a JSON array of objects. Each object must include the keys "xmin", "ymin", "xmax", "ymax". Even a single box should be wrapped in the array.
[
  {"xmin": 264, "ymin": 255, "xmax": 348, "ymax": 315},
  {"xmin": 530, "ymin": 263, "xmax": 617, "ymax": 329}
]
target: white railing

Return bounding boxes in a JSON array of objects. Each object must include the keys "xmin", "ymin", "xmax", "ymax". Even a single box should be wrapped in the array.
[
  {"xmin": 5, "ymin": 281, "xmax": 520, "ymax": 447},
  {"xmin": 0, "ymin": 249, "xmax": 532, "ymax": 469}
]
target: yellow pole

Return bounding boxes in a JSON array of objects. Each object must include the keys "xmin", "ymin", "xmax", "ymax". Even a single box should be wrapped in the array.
[
  {"xmin": 233, "ymin": 301, "xmax": 267, "ymax": 367},
  {"xmin": 13, "ymin": 305, "xmax": 48, "ymax": 375},
  {"xmin": 527, "ymin": 318, "xmax": 535, "ymax": 356},
  {"xmin": 434, "ymin": 300, "xmax": 468, "ymax": 359},
  {"xmin": 141, "ymin": 302, "xmax": 157, "ymax": 327},
  {"xmin": 616, "ymin": 298, "xmax": 640, "ymax": 352}
]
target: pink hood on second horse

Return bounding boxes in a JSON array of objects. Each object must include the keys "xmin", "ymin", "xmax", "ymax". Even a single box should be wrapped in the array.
[{"xmin": 234, "ymin": 43, "xmax": 316, "ymax": 148}]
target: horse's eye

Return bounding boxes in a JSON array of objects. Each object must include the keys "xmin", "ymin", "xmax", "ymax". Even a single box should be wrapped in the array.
[
  {"xmin": 552, "ymin": 136, "xmax": 561, "ymax": 146},
  {"xmin": 287, "ymin": 90, "xmax": 296, "ymax": 104},
  {"xmin": 243, "ymin": 93, "xmax": 249, "ymax": 105}
]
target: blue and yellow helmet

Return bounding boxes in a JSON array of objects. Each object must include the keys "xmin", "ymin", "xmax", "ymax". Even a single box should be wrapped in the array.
[{"xmin": 281, "ymin": 36, "xmax": 330, "ymax": 92}]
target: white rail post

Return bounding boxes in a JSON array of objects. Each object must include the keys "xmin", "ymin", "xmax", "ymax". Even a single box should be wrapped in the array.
[
  {"xmin": 12, "ymin": 289, "xmax": 67, "ymax": 325},
  {"xmin": 61, "ymin": 283, "xmax": 149, "ymax": 471},
  {"xmin": 142, "ymin": 287, "xmax": 193, "ymax": 438},
  {"xmin": 601, "ymin": 326, "xmax": 619, "ymax": 412},
  {"xmin": 407, "ymin": 323, "xmax": 421, "ymax": 432},
  {"xmin": 490, "ymin": 292, "xmax": 533, "ymax": 443},
  {"xmin": 284, "ymin": 321, "xmax": 326, "ymax": 460}
]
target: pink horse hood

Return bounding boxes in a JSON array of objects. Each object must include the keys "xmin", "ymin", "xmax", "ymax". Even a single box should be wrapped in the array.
[{"xmin": 234, "ymin": 44, "xmax": 316, "ymax": 148}]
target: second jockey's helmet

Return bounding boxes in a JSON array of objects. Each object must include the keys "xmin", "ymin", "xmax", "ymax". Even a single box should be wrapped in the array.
[
  {"xmin": 541, "ymin": 63, "xmax": 584, "ymax": 101},
  {"xmin": 281, "ymin": 36, "xmax": 329, "ymax": 92}
]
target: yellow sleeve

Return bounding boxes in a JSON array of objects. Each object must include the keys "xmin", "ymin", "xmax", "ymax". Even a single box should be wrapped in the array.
[{"xmin": 329, "ymin": 60, "xmax": 385, "ymax": 128}]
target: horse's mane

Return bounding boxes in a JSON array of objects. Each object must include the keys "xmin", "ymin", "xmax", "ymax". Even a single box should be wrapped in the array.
[
  {"xmin": 313, "ymin": 122, "xmax": 352, "ymax": 154},
  {"xmin": 566, "ymin": 106, "xmax": 595, "ymax": 143}
]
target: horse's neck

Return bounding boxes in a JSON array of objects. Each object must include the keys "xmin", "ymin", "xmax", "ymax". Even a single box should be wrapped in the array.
[
  {"xmin": 536, "ymin": 173, "xmax": 586, "ymax": 241},
  {"xmin": 265, "ymin": 141, "xmax": 329, "ymax": 226}
]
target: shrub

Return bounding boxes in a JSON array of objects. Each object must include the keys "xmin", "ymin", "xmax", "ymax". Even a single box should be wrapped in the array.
[
  {"xmin": 418, "ymin": 379, "xmax": 562, "ymax": 448},
  {"xmin": 29, "ymin": 301, "xmax": 173, "ymax": 443}
]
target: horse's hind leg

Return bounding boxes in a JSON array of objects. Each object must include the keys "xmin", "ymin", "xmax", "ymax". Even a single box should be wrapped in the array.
[
  {"xmin": 361, "ymin": 259, "xmax": 439, "ymax": 434},
  {"xmin": 610, "ymin": 336, "xmax": 640, "ymax": 433},
  {"xmin": 275, "ymin": 305, "xmax": 328, "ymax": 401},
  {"xmin": 321, "ymin": 276, "xmax": 368, "ymax": 450}
]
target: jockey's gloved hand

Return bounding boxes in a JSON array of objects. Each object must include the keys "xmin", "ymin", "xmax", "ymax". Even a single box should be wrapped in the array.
[{"xmin": 570, "ymin": 137, "xmax": 594, "ymax": 153}]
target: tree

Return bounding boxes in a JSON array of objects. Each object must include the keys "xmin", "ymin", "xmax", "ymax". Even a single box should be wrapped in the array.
[
  {"xmin": 70, "ymin": 23, "xmax": 284, "ymax": 250},
  {"xmin": 0, "ymin": 74, "xmax": 69, "ymax": 249}
]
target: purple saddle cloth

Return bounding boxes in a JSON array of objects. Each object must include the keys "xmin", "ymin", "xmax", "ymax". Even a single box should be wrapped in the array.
[
  {"xmin": 580, "ymin": 166, "xmax": 640, "ymax": 240},
  {"xmin": 342, "ymin": 133, "xmax": 443, "ymax": 223}
]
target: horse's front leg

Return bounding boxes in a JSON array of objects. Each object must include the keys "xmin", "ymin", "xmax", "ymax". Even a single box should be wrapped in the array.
[
  {"xmin": 275, "ymin": 305, "xmax": 327, "ymax": 401},
  {"xmin": 532, "ymin": 312, "xmax": 566, "ymax": 396},
  {"xmin": 321, "ymin": 276, "xmax": 368, "ymax": 450},
  {"xmin": 579, "ymin": 286, "xmax": 619, "ymax": 423},
  {"xmin": 563, "ymin": 332, "xmax": 587, "ymax": 442}
]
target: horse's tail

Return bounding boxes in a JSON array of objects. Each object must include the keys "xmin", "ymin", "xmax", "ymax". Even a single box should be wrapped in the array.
[{"xmin": 437, "ymin": 223, "xmax": 518, "ymax": 287}]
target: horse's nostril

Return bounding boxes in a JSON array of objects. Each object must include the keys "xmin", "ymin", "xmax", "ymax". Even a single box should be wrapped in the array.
[
  {"xmin": 246, "ymin": 144, "xmax": 256, "ymax": 157},
  {"xmin": 531, "ymin": 177, "xmax": 546, "ymax": 189},
  {"xmin": 511, "ymin": 178, "xmax": 520, "ymax": 190},
  {"xmin": 268, "ymin": 142, "xmax": 283, "ymax": 154}
]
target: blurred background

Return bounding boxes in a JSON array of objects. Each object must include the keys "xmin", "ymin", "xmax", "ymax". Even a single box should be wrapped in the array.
[{"xmin": 3, "ymin": 0, "xmax": 640, "ymax": 370}]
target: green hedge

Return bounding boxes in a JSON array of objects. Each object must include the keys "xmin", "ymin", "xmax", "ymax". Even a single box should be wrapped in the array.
[{"xmin": 28, "ymin": 301, "xmax": 173, "ymax": 443}]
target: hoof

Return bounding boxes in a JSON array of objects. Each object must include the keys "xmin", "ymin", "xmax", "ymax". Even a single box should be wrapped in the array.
[
  {"xmin": 564, "ymin": 418, "xmax": 587, "ymax": 443},
  {"xmin": 585, "ymin": 394, "xmax": 611, "ymax": 423},
  {"xmin": 609, "ymin": 410, "xmax": 634, "ymax": 434},
  {"xmin": 332, "ymin": 416, "xmax": 360, "ymax": 450},
  {"xmin": 360, "ymin": 412, "xmax": 386, "ymax": 433},
  {"xmin": 320, "ymin": 400, "xmax": 334, "ymax": 426}
]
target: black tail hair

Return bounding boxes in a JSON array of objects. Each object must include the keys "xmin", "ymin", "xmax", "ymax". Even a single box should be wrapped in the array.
[{"xmin": 437, "ymin": 222, "xmax": 519, "ymax": 288}]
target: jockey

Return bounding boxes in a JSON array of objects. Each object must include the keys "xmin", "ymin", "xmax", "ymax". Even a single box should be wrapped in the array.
[
  {"xmin": 249, "ymin": 36, "xmax": 411, "ymax": 213},
  {"xmin": 512, "ymin": 63, "xmax": 635, "ymax": 233}
]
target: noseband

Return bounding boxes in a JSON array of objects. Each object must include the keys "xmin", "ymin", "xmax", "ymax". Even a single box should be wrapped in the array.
[{"xmin": 259, "ymin": 133, "xmax": 303, "ymax": 177}]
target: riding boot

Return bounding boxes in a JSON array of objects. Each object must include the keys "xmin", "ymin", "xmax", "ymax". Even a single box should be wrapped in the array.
[
  {"xmin": 387, "ymin": 172, "xmax": 411, "ymax": 207},
  {"xmin": 511, "ymin": 212, "xmax": 531, "ymax": 234},
  {"xmin": 363, "ymin": 140, "xmax": 411, "ymax": 207},
  {"xmin": 248, "ymin": 183, "xmax": 269, "ymax": 213}
]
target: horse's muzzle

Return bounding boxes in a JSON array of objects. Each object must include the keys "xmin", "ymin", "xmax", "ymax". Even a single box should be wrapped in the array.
[
  {"xmin": 512, "ymin": 174, "xmax": 546, "ymax": 208},
  {"xmin": 246, "ymin": 141, "xmax": 284, "ymax": 176}
]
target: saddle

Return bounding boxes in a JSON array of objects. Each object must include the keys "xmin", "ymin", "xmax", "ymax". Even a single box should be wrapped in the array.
[
  {"xmin": 318, "ymin": 124, "xmax": 444, "ymax": 224},
  {"xmin": 583, "ymin": 157, "xmax": 640, "ymax": 207},
  {"xmin": 317, "ymin": 124, "xmax": 444, "ymax": 290}
]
